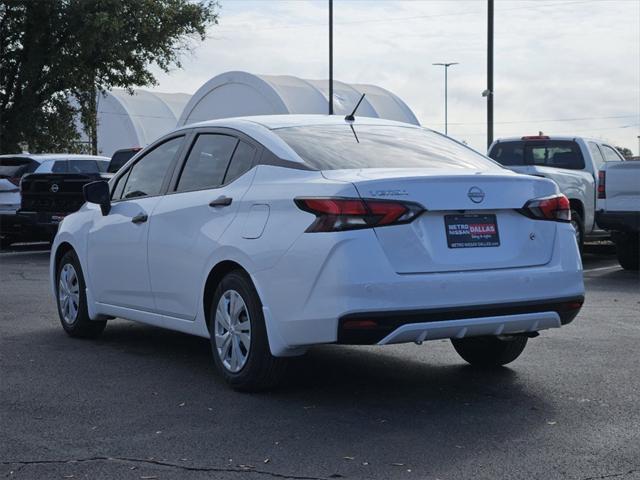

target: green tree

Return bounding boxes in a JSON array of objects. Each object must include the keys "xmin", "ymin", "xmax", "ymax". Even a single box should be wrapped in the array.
[
  {"xmin": 615, "ymin": 146, "xmax": 633, "ymax": 159},
  {"xmin": 0, "ymin": 0, "xmax": 218, "ymax": 154}
]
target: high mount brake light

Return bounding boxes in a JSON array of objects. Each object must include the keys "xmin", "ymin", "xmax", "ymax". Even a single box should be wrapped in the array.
[
  {"xmin": 598, "ymin": 170, "xmax": 606, "ymax": 199},
  {"xmin": 520, "ymin": 194, "xmax": 571, "ymax": 222},
  {"xmin": 295, "ymin": 197, "xmax": 424, "ymax": 232},
  {"xmin": 521, "ymin": 135, "xmax": 550, "ymax": 141}
]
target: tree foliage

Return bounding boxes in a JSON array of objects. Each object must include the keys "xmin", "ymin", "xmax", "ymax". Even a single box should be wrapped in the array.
[
  {"xmin": 615, "ymin": 146, "xmax": 633, "ymax": 159},
  {"xmin": 0, "ymin": 0, "xmax": 218, "ymax": 154}
]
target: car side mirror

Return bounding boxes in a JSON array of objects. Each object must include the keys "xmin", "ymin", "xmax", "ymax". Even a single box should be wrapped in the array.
[{"xmin": 83, "ymin": 180, "xmax": 111, "ymax": 215}]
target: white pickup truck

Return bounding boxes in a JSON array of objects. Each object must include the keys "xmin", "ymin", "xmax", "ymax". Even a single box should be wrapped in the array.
[
  {"xmin": 596, "ymin": 161, "xmax": 640, "ymax": 270},
  {"xmin": 488, "ymin": 135, "xmax": 626, "ymax": 250}
]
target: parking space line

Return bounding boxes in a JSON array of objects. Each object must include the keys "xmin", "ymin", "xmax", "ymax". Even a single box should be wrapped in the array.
[
  {"xmin": 0, "ymin": 250, "xmax": 51, "ymax": 257},
  {"xmin": 584, "ymin": 264, "xmax": 621, "ymax": 273}
]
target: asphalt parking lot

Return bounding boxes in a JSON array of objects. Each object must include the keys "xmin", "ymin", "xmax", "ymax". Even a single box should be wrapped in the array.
[{"xmin": 1, "ymin": 244, "xmax": 639, "ymax": 480}]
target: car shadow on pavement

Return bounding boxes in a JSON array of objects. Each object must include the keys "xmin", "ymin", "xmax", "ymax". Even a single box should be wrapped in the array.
[{"xmin": 78, "ymin": 320, "xmax": 551, "ymax": 413}]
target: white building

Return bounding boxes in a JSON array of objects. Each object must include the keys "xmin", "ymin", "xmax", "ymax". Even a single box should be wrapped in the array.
[
  {"xmin": 92, "ymin": 89, "xmax": 191, "ymax": 157},
  {"xmin": 178, "ymin": 71, "xmax": 419, "ymax": 127},
  {"xmin": 93, "ymin": 71, "xmax": 418, "ymax": 156}
]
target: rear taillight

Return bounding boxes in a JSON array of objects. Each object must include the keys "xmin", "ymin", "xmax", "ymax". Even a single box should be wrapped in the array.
[
  {"xmin": 521, "ymin": 194, "xmax": 571, "ymax": 222},
  {"xmin": 294, "ymin": 197, "xmax": 424, "ymax": 232},
  {"xmin": 598, "ymin": 170, "xmax": 606, "ymax": 199},
  {"xmin": 8, "ymin": 177, "xmax": 20, "ymax": 187}
]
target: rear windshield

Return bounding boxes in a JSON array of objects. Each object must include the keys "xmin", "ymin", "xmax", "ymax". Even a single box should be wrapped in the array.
[
  {"xmin": 108, "ymin": 149, "xmax": 139, "ymax": 173},
  {"xmin": 69, "ymin": 159, "xmax": 107, "ymax": 173},
  {"xmin": 50, "ymin": 159, "xmax": 108, "ymax": 173},
  {"xmin": 0, "ymin": 157, "xmax": 38, "ymax": 178},
  {"xmin": 274, "ymin": 125, "xmax": 500, "ymax": 171},
  {"xmin": 489, "ymin": 140, "xmax": 585, "ymax": 170}
]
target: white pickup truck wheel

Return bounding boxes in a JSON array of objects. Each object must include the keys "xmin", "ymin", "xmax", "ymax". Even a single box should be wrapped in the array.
[
  {"xmin": 570, "ymin": 209, "xmax": 584, "ymax": 253},
  {"xmin": 616, "ymin": 233, "xmax": 639, "ymax": 271}
]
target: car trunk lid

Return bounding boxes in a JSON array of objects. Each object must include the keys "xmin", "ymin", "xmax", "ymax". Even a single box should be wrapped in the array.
[{"xmin": 322, "ymin": 168, "xmax": 560, "ymax": 273}]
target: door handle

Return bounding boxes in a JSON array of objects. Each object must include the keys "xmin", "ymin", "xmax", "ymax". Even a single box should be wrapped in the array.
[
  {"xmin": 209, "ymin": 196, "xmax": 233, "ymax": 207},
  {"xmin": 131, "ymin": 213, "xmax": 148, "ymax": 224}
]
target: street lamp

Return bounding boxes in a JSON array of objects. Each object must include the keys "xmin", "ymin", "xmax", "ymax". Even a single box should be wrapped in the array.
[
  {"xmin": 329, "ymin": 0, "xmax": 333, "ymax": 115},
  {"xmin": 432, "ymin": 62, "xmax": 459, "ymax": 135}
]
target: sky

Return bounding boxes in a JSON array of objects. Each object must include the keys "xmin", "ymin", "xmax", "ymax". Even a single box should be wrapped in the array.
[{"xmin": 150, "ymin": 0, "xmax": 640, "ymax": 154}]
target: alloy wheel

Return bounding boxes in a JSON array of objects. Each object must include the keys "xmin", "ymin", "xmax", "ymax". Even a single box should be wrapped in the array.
[
  {"xmin": 58, "ymin": 263, "xmax": 80, "ymax": 324},
  {"xmin": 214, "ymin": 289, "xmax": 251, "ymax": 373}
]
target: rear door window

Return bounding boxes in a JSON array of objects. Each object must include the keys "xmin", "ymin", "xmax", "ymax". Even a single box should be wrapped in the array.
[
  {"xmin": 489, "ymin": 140, "xmax": 584, "ymax": 169},
  {"xmin": 224, "ymin": 141, "xmax": 256, "ymax": 184},
  {"xmin": 176, "ymin": 134, "xmax": 238, "ymax": 192}
]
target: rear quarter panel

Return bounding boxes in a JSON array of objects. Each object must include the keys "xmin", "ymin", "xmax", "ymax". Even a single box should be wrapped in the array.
[
  {"xmin": 509, "ymin": 165, "xmax": 595, "ymax": 232},
  {"xmin": 49, "ymin": 204, "xmax": 98, "ymax": 300}
]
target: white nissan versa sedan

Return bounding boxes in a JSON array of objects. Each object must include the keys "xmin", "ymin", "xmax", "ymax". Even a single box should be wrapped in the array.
[{"xmin": 50, "ymin": 115, "xmax": 584, "ymax": 390}]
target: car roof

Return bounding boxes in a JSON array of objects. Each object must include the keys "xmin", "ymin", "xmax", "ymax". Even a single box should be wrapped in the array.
[
  {"xmin": 0, "ymin": 153, "xmax": 110, "ymax": 162},
  {"xmin": 181, "ymin": 114, "xmax": 421, "ymax": 131},
  {"xmin": 174, "ymin": 115, "xmax": 425, "ymax": 163}
]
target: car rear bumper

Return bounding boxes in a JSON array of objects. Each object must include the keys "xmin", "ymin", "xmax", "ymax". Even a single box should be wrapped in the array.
[
  {"xmin": 0, "ymin": 212, "xmax": 35, "ymax": 237},
  {"xmin": 338, "ymin": 296, "xmax": 584, "ymax": 344},
  {"xmin": 596, "ymin": 211, "xmax": 640, "ymax": 233},
  {"xmin": 16, "ymin": 211, "xmax": 64, "ymax": 237},
  {"xmin": 254, "ymin": 222, "xmax": 585, "ymax": 353}
]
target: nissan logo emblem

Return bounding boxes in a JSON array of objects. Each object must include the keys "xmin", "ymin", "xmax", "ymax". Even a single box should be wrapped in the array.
[
  {"xmin": 50, "ymin": 184, "xmax": 59, "ymax": 193},
  {"xmin": 467, "ymin": 186, "xmax": 485, "ymax": 203}
]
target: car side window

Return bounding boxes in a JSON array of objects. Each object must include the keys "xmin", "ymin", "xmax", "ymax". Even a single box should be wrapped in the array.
[
  {"xmin": 175, "ymin": 134, "xmax": 238, "ymax": 192},
  {"xmin": 223, "ymin": 141, "xmax": 256, "ymax": 184},
  {"xmin": 588, "ymin": 142, "xmax": 605, "ymax": 169},
  {"xmin": 120, "ymin": 136, "xmax": 184, "ymax": 200},
  {"xmin": 601, "ymin": 145, "xmax": 623, "ymax": 162},
  {"xmin": 111, "ymin": 168, "xmax": 130, "ymax": 200}
]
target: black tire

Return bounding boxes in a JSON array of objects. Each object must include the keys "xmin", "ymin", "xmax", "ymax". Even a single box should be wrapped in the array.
[
  {"xmin": 0, "ymin": 235, "xmax": 16, "ymax": 249},
  {"xmin": 208, "ymin": 270, "xmax": 288, "ymax": 391},
  {"xmin": 615, "ymin": 233, "xmax": 640, "ymax": 271},
  {"xmin": 56, "ymin": 250, "xmax": 106, "ymax": 338},
  {"xmin": 570, "ymin": 209, "xmax": 584, "ymax": 254},
  {"xmin": 451, "ymin": 335, "xmax": 528, "ymax": 367}
]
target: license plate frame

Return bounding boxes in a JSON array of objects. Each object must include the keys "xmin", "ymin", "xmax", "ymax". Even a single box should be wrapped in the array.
[{"xmin": 444, "ymin": 214, "xmax": 500, "ymax": 249}]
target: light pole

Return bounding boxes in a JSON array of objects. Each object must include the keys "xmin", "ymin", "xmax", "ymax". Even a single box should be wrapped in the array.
[
  {"xmin": 487, "ymin": 0, "xmax": 494, "ymax": 149},
  {"xmin": 329, "ymin": 0, "xmax": 334, "ymax": 115},
  {"xmin": 432, "ymin": 62, "xmax": 458, "ymax": 135}
]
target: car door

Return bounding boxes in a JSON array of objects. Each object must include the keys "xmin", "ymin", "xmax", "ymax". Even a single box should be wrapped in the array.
[
  {"xmin": 87, "ymin": 135, "xmax": 186, "ymax": 311},
  {"xmin": 148, "ymin": 131, "xmax": 258, "ymax": 320}
]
